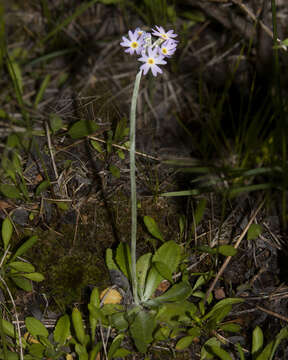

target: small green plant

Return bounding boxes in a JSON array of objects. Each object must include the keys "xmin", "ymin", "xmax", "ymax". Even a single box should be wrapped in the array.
[
  {"xmin": 0, "ymin": 216, "xmax": 44, "ymax": 292},
  {"xmin": 0, "ymin": 216, "xmax": 44, "ymax": 359},
  {"xmin": 199, "ymin": 325, "xmax": 288, "ymax": 360},
  {"xmin": 0, "ymin": 134, "xmax": 29, "ymax": 201},
  {"xmin": 0, "ymin": 287, "xmax": 127, "ymax": 359},
  {"xmin": 103, "ymin": 240, "xmax": 245, "ymax": 355}
]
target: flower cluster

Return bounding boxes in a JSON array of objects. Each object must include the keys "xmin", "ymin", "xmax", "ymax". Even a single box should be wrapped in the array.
[{"xmin": 120, "ymin": 26, "xmax": 178, "ymax": 77}]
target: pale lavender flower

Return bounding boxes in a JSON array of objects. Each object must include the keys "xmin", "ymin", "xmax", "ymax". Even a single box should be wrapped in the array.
[
  {"xmin": 138, "ymin": 46, "xmax": 167, "ymax": 76},
  {"xmin": 152, "ymin": 25, "xmax": 177, "ymax": 41},
  {"xmin": 120, "ymin": 29, "xmax": 144, "ymax": 55},
  {"xmin": 135, "ymin": 27, "xmax": 146, "ymax": 40},
  {"xmin": 158, "ymin": 39, "xmax": 178, "ymax": 57}
]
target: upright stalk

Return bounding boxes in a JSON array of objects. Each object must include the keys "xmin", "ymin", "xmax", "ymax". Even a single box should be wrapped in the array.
[{"xmin": 130, "ymin": 70, "xmax": 142, "ymax": 305}]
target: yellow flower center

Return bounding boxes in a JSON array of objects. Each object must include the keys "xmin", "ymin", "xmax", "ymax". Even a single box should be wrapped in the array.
[
  {"xmin": 148, "ymin": 58, "xmax": 155, "ymax": 65},
  {"xmin": 162, "ymin": 48, "xmax": 167, "ymax": 54},
  {"xmin": 131, "ymin": 41, "xmax": 138, "ymax": 49},
  {"xmin": 161, "ymin": 33, "xmax": 168, "ymax": 39}
]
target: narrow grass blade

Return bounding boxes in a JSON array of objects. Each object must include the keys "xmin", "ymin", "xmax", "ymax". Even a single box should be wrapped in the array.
[
  {"xmin": 27, "ymin": 48, "xmax": 77, "ymax": 66},
  {"xmin": 229, "ymin": 183, "xmax": 272, "ymax": 197},
  {"xmin": 34, "ymin": 74, "xmax": 51, "ymax": 108},
  {"xmin": 161, "ymin": 189, "xmax": 201, "ymax": 197}
]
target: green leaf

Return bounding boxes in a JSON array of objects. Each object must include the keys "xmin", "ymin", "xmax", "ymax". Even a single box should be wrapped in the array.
[
  {"xmin": 218, "ymin": 245, "xmax": 236, "ymax": 256},
  {"xmin": 10, "ymin": 276, "xmax": 32, "ymax": 291},
  {"xmin": 34, "ymin": 74, "xmax": 51, "ymax": 108},
  {"xmin": 101, "ymin": 303, "xmax": 124, "ymax": 316},
  {"xmin": 68, "ymin": 119, "xmax": 98, "ymax": 139},
  {"xmin": 88, "ymin": 304, "xmax": 105, "ymax": 325},
  {"xmin": 115, "ymin": 242, "xmax": 131, "ymax": 280},
  {"xmin": 219, "ymin": 323, "xmax": 241, "ymax": 333},
  {"xmin": 203, "ymin": 298, "xmax": 244, "ymax": 321},
  {"xmin": 108, "ymin": 334, "xmax": 125, "ymax": 359},
  {"xmin": 153, "ymin": 261, "xmax": 173, "ymax": 282},
  {"xmin": 0, "ymin": 184, "xmax": 22, "ymax": 199},
  {"xmin": 110, "ymin": 312, "xmax": 129, "ymax": 331},
  {"xmin": 9, "ymin": 261, "xmax": 35, "ymax": 273},
  {"xmin": 178, "ymin": 215, "xmax": 186, "ymax": 236},
  {"xmin": 192, "ymin": 198, "xmax": 207, "ymax": 231},
  {"xmin": 188, "ymin": 327, "xmax": 201, "ymax": 338},
  {"xmin": 136, "ymin": 253, "xmax": 152, "ymax": 299},
  {"xmin": 0, "ymin": 318, "xmax": 16, "ymax": 338},
  {"xmin": 89, "ymin": 287, "xmax": 100, "ymax": 308},
  {"xmin": 112, "ymin": 348, "xmax": 131, "ymax": 358},
  {"xmin": 21, "ymin": 272, "xmax": 44, "ymax": 282},
  {"xmin": 72, "ymin": 308, "xmax": 86, "ymax": 345},
  {"xmin": 7, "ymin": 134, "xmax": 20, "ymax": 148},
  {"xmin": 236, "ymin": 343, "xmax": 245, "ymax": 360},
  {"xmin": 117, "ymin": 149, "xmax": 125, "ymax": 160},
  {"xmin": 25, "ymin": 317, "xmax": 49, "ymax": 338},
  {"xmin": 281, "ymin": 38, "xmax": 288, "ymax": 46},
  {"xmin": 89, "ymin": 288, "xmax": 100, "ymax": 341},
  {"xmin": 247, "ymin": 224, "xmax": 263, "ymax": 241},
  {"xmin": 267, "ymin": 326, "xmax": 288, "ymax": 359},
  {"xmin": 53, "ymin": 314, "xmax": 70, "ymax": 345},
  {"xmin": 12, "ymin": 152, "xmax": 22, "ymax": 175},
  {"xmin": 39, "ymin": 334, "xmax": 52, "ymax": 348},
  {"xmin": 130, "ymin": 310, "xmax": 155, "ymax": 353},
  {"xmin": 192, "ymin": 273, "xmax": 211, "ymax": 292},
  {"xmin": 7, "ymin": 61, "xmax": 23, "ymax": 94},
  {"xmin": 2, "ymin": 216, "xmax": 13, "ymax": 250},
  {"xmin": 254, "ymin": 326, "xmax": 288, "ymax": 360},
  {"xmin": 105, "ymin": 248, "xmax": 119, "ymax": 271},
  {"xmin": 49, "ymin": 114, "xmax": 63, "ymax": 133},
  {"xmin": 201, "ymin": 337, "xmax": 221, "ymax": 360},
  {"xmin": 205, "ymin": 345, "xmax": 232, "ymax": 360},
  {"xmin": 156, "ymin": 301, "xmax": 197, "ymax": 324},
  {"xmin": 207, "ymin": 305, "xmax": 232, "ymax": 328},
  {"xmin": 161, "ymin": 189, "xmax": 201, "ymax": 197},
  {"xmin": 256, "ymin": 342, "xmax": 274, "ymax": 360},
  {"xmin": 176, "ymin": 336, "xmax": 194, "ymax": 350},
  {"xmin": 90, "ymin": 139, "xmax": 103, "ymax": 152},
  {"xmin": 252, "ymin": 326, "xmax": 263, "ymax": 359},
  {"xmin": 56, "ymin": 201, "xmax": 70, "ymax": 210},
  {"xmin": 114, "ymin": 117, "xmax": 128, "ymax": 141},
  {"xmin": 153, "ymin": 240, "xmax": 181, "ymax": 276},
  {"xmin": 0, "ymin": 351, "xmax": 19, "ymax": 360},
  {"xmin": 75, "ymin": 343, "xmax": 88, "ymax": 360},
  {"xmin": 89, "ymin": 343, "xmax": 103, "ymax": 360},
  {"xmin": 28, "ymin": 343, "xmax": 45, "ymax": 357},
  {"xmin": 109, "ymin": 164, "xmax": 120, "ymax": 178},
  {"xmin": 143, "ymin": 264, "xmax": 164, "ymax": 301},
  {"xmin": 11, "ymin": 235, "xmax": 37, "ymax": 261},
  {"xmin": 35, "ymin": 180, "xmax": 50, "ymax": 196},
  {"xmin": 143, "ymin": 216, "xmax": 164, "ymax": 241},
  {"xmin": 145, "ymin": 282, "xmax": 192, "ymax": 307}
]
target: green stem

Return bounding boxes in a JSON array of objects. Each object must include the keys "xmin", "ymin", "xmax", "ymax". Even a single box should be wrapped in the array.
[{"xmin": 130, "ymin": 70, "xmax": 142, "ymax": 305}]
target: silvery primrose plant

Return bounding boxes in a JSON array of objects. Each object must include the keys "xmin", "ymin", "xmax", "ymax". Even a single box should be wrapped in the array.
[{"xmin": 119, "ymin": 26, "xmax": 180, "ymax": 307}]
